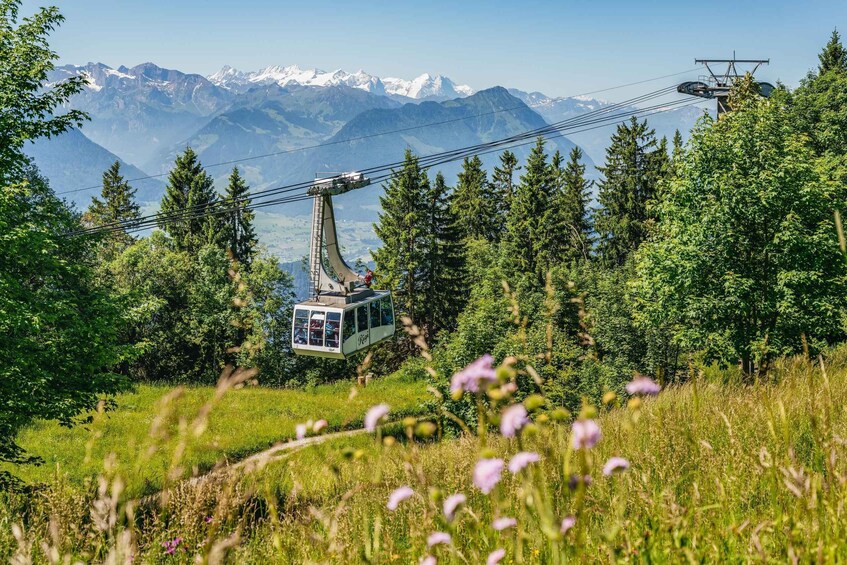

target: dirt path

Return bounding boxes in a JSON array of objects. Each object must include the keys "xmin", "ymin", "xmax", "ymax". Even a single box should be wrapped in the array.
[
  {"xmin": 231, "ymin": 427, "xmax": 367, "ymax": 472},
  {"xmin": 140, "ymin": 427, "xmax": 369, "ymax": 506}
]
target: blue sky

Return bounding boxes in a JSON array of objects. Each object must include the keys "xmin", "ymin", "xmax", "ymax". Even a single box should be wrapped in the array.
[{"xmin": 21, "ymin": 0, "xmax": 847, "ymax": 98}]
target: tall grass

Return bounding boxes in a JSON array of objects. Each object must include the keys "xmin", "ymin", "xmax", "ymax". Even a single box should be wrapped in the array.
[{"xmin": 4, "ymin": 349, "xmax": 847, "ymax": 562}]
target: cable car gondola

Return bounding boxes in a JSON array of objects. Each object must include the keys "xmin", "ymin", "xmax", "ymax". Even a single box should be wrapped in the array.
[{"xmin": 291, "ymin": 172, "xmax": 395, "ymax": 359}]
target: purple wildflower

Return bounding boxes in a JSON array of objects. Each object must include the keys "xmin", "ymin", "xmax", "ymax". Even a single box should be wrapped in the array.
[
  {"xmin": 508, "ymin": 451, "xmax": 540, "ymax": 473},
  {"xmin": 443, "ymin": 493, "xmax": 466, "ymax": 521},
  {"xmin": 561, "ymin": 516, "xmax": 576, "ymax": 534},
  {"xmin": 492, "ymin": 517, "xmax": 517, "ymax": 531},
  {"xmin": 420, "ymin": 556, "xmax": 436, "ymax": 565},
  {"xmin": 473, "ymin": 458, "xmax": 504, "ymax": 494},
  {"xmin": 313, "ymin": 419, "xmax": 328, "ymax": 433},
  {"xmin": 603, "ymin": 456, "xmax": 630, "ymax": 476},
  {"xmin": 626, "ymin": 375, "xmax": 661, "ymax": 396},
  {"xmin": 427, "ymin": 531, "xmax": 452, "ymax": 548},
  {"xmin": 500, "ymin": 404, "xmax": 530, "ymax": 438},
  {"xmin": 295, "ymin": 423, "xmax": 307, "ymax": 440},
  {"xmin": 487, "ymin": 548, "xmax": 506, "ymax": 565},
  {"xmin": 567, "ymin": 474, "xmax": 593, "ymax": 491},
  {"xmin": 204, "ymin": 516, "xmax": 213, "ymax": 524},
  {"xmin": 162, "ymin": 537, "xmax": 183, "ymax": 555},
  {"xmin": 450, "ymin": 354, "xmax": 497, "ymax": 394},
  {"xmin": 387, "ymin": 486, "xmax": 414, "ymax": 511},
  {"xmin": 365, "ymin": 404, "xmax": 390, "ymax": 432},
  {"xmin": 571, "ymin": 419, "xmax": 601, "ymax": 449}
]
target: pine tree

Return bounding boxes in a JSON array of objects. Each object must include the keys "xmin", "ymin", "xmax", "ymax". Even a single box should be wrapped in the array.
[
  {"xmin": 491, "ymin": 149, "xmax": 520, "ymax": 233},
  {"xmin": 373, "ymin": 150, "xmax": 429, "ymax": 328},
  {"xmin": 671, "ymin": 130, "xmax": 684, "ymax": 163},
  {"xmin": 83, "ymin": 161, "xmax": 141, "ymax": 248},
  {"xmin": 560, "ymin": 147, "xmax": 593, "ymax": 262},
  {"xmin": 421, "ymin": 172, "xmax": 467, "ymax": 334},
  {"xmin": 503, "ymin": 137, "xmax": 553, "ymax": 284},
  {"xmin": 818, "ymin": 29, "xmax": 847, "ymax": 74},
  {"xmin": 544, "ymin": 147, "xmax": 594, "ymax": 266},
  {"xmin": 158, "ymin": 147, "xmax": 220, "ymax": 253},
  {"xmin": 594, "ymin": 117, "xmax": 667, "ymax": 267},
  {"xmin": 221, "ymin": 167, "xmax": 257, "ymax": 266},
  {"xmin": 655, "ymin": 136, "xmax": 672, "ymax": 197},
  {"xmin": 790, "ymin": 31, "xmax": 847, "ymax": 157},
  {"xmin": 542, "ymin": 150, "xmax": 570, "ymax": 267},
  {"xmin": 452, "ymin": 155, "xmax": 497, "ymax": 242}
]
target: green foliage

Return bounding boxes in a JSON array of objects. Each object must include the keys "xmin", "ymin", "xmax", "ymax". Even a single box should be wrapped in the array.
[
  {"xmin": 635, "ymin": 96, "xmax": 847, "ymax": 373},
  {"xmin": 791, "ymin": 49, "xmax": 847, "ymax": 158},
  {"xmin": 0, "ymin": 1, "xmax": 127, "ymax": 472},
  {"xmin": 727, "ymin": 72, "xmax": 762, "ymax": 111},
  {"xmin": 158, "ymin": 147, "xmax": 221, "ymax": 253},
  {"xmin": 83, "ymin": 161, "xmax": 141, "ymax": 251},
  {"xmin": 503, "ymin": 137, "xmax": 554, "ymax": 286},
  {"xmin": 238, "ymin": 254, "xmax": 297, "ymax": 384},
  {"xmin": 220, "ymin": 167, "xmax": 257, "ymax": 266},
  {"xmin": 452, "ymin": 155, "xmax": 497, "ymax": 242},
  {"xmin": 0, "ymin": 1, "xmax": 87, "ymax": 184},
  {"xmin": 546, "ymin": 147, "xmax": 593, "ymax": 265},
  {"xmin": 438, "ymin": 239, "xmax": 515, "ymax": 373},
  {"xmin": 106, "ymin": 232, "xmax": 203, "ymax": 382},
  {"xmin": 0, "ymin": 169, "xmax": 130, "ymax": 466},
  {"xmin": 570, "ymin": 260, "xmax": 680, "ymax": 383},
  {"xmin": 106, "ymin": 233, "xmax": 295, "ymax": 384},
  {"xmin": 671, "ymin": 129, "xmax": 684, "ymax": 163},
  {"xmin": 374, "ymin": 151, "xmax": 467, "ymax": 337},
  {"xmin": 373, "ymin": 150, "xmax": 428, "ymax": 327},
  {"xmin": 491, "ymin": 149, "xmax": 519, "ymax": 232},
  {"xmin": 422, "ymin": 172, "xmax": 467, "ymax": 335},
  {"xmin": 594, "ymin": 117, "xmax": 669, "ymax": 267},
  {"xmin": 818, "ymin": 28, "xmax": 847, "ymax": 75}
]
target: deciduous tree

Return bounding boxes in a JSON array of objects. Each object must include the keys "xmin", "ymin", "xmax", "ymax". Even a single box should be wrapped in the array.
[
  {"xmin": 0, "ymin": 0, "xmax": 87, "ymax": 184},
  {"xmin": 635, "ymin": 92, "xmax": 847, "ymax": 375},
  {"xmin": 0, "ymin": 1, "xmax": 127, "ymax": 475}
]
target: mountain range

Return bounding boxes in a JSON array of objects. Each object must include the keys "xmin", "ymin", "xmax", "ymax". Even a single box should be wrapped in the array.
[
  {"xmin": 208, "ymin": 64, "xmax": 474, "ymax": 101},
  {"xmin": 30, "ymin": 61, "xmax": 708, "ymax": 240}
]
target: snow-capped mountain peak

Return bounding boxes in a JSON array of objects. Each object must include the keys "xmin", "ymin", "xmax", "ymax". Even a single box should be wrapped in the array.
[
  {"xmin": 208, "ymin": 64, "xmax": 246, "ymax": 86},
  {"xmin": 207, "ymin": 65, "xmax": 473, "ymax": 100},
  {"xmin": 382, "ymin": 73, "xmax": 473, "ymax": 99}
]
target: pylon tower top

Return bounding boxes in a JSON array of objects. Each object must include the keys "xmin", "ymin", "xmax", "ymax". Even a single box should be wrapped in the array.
[{"xmin": 678, "ymin": 55, "xmax": 772, "ymax": 116}]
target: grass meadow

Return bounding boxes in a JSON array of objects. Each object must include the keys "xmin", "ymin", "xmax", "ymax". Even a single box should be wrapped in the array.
[
  {"xmin": 0, "ymin": 371, "xmax": 428, "ymax": 497},
  {"xmin": 4, "ymin": 348, "xmax": 847, "ymax": 562}
]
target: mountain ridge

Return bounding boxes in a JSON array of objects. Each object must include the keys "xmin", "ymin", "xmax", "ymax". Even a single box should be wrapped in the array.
[{"xmin": 282, "ymin": 86, "xmax": 589, "ymax": 221}]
